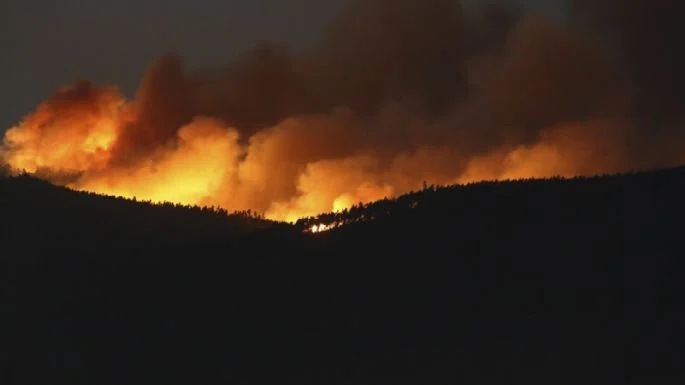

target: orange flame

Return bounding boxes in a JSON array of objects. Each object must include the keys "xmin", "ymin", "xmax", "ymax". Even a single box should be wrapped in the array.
[
  {"xmin": 0, "ymin": 7, "xmax": 656, "ymax": 224},
  {"xmin": 2, "ymin": 82, "xmax": 123, "ymax": 174},
  {"xmin": 0, "ymin": 82, "xmax": 629, "ymax": 223},
  {"xmin": 309, "ymin": 223, "xmax": 333, "ymax": 233},
  {"xmin": 0, "ymin": 77, "xmax": 631, "ymax": 225}
]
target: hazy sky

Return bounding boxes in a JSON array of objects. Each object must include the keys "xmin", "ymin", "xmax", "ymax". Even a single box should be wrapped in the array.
[{"xmin": 1, "ymin": 0, "xmax": 565, "ymax": 131}]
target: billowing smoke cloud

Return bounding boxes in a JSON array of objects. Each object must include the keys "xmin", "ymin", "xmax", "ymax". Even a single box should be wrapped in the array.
[
  {"xmin": 569, "ymin": 0, "xmax": 685, "ymax": 128},
  {"xmin": 1, "ymin": 0, "xmax": 679, "ymax": 221},
  {"xmin": 111, "ymin": 53, "xmax": 194, "ymax": 164}
]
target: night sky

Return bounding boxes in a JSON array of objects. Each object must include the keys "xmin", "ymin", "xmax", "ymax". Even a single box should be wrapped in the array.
[{"xmin": 1, "ymin": 0, "xmax": 565, "ymax": 132}]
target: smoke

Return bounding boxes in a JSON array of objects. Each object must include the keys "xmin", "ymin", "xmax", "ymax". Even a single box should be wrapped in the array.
[
  {"xmin": 1, "ymin": 0, "xmax": 680, "ymax": 221},
  {"xmin": 569, "ymin": 0, "xmax": 685, "ymax": 128},
  {"xmin": 111, "ymin": 53, "xmax": 194, "ymax": 164},
  {"xmin": 0, "ymin": 81, "xmax": 124, "ymax": 174}
]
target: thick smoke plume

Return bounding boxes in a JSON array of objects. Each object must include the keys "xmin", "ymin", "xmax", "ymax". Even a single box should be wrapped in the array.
[
  {"xmin": 1, "ymin": 0, "xmax": 681, "ymax": 221},
  {"xmin": 570, "ymin": 0, "xmax": 685, "ymax": 124}
]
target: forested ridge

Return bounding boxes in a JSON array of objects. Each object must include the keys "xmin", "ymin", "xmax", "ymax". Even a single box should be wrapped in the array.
[
  {"xmin": 1, "ymin": 166, "xmax": 684, "ymax": 384},
  {"xmin": 0, "ymin": 171, "xmax": 281, "ymax": 253}
]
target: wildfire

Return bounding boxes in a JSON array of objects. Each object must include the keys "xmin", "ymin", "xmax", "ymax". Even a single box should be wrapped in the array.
[
  {"xmin": 0, "ymin": 12, "xmax": 637, "ymax": 225},
  {"xmin": 1, "ymin": 82, "xmax": 123, "ymax": 174},
  {"xmin": 309, "ymin": 223, "xmax": 333, "ymax": 233},
  {"xmin": 0, "ymin": 79, "xmax": 628, "ymax": 224}
]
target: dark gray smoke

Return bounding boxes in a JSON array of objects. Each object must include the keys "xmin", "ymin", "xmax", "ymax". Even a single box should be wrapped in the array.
[
  {"xmin": 570, "ymin": 0, "xmax": 685, "ymax": 124},
  {"xmin": 4, "ymin": 0, "xmax": 683, "ymax": 219}
]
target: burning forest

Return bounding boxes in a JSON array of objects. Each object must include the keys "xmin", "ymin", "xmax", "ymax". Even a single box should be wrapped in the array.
[{"xmin": 2, "ymin": 0, "xmax": 684, "ymax": 222}]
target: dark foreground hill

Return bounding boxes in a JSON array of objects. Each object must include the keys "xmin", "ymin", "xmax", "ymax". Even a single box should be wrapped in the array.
[
  {"xmin": 1, "ymin": 167, "xmax": 684, "ymax": 384},
  {"xmin": 0, "ymin": 172, "xmax": 284, "ymax": 254}
]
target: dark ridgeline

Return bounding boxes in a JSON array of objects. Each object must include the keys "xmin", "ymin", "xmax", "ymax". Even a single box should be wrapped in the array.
[
  {"xmin": 0, "ymin": 172, "xmax": 279, "ymax": 255},
  {"xmin": 0, "ymin": 166, "xmax": 684, "ymax": 385}
]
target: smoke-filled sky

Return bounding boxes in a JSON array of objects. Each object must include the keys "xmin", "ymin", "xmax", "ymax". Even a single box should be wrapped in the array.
[
  {"xmin": 1, "ymin": 0, "xmax": 564, "ymax": 131},
  {"xmin": 2, "ymin": 0, "xmax": 683, "ymax": 222}
]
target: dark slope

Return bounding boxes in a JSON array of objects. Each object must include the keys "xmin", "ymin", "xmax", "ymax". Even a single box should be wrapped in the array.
[
  {"xmin": 0, "ymin": 173, "xmax": 284, "ymax": 255},
  {"xmin": 1, "ymin": 167, "xmax": 684, "ymax": 384}
]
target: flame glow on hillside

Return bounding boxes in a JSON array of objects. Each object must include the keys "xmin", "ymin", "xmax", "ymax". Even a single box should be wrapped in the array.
[
  {"xmin": 309, "ymin": 223, "xmax": 334, "ymax": 234},
  {"xmin": 2, "ymin": 0, "xmax": 683, "ymax": 222},
  {"xmin": 0, "ymin": 80, "xmax": 628, "ymax": 222}
]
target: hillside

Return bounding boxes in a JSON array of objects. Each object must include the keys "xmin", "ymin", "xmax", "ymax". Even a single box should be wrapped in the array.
[
  {"xmin": 1, "ymin": 166, "xmax": 684, "ymax": 384},
  {"xmin": 0, "ymin": 172, "xmax": 285, "ymax": 254}
]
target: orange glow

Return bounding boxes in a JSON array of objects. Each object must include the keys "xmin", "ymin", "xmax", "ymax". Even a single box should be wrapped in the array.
[
  {"xmin": 0, "ymin": 79, "xmax": 628, "ymax": 224},
  {"xmin": 309, "ymin": 223, "xmax": 333, "ymax": 233},
  {"xmin": 71, "ymin": 117, "xmax": 243, "ymax": 207},
  {"xmin": 333, "ymin": 194, "xmax": 354, "ymax": 212},
  {"xmin": 1, "ymin": 83, "xmax": 123, "ymax": 173},
  {"xmin": 0, "ymin": 6, "xmax": 648, "ymax": 225}
]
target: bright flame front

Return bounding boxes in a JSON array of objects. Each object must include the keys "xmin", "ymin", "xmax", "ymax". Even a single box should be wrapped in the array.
[{"xmin": 0, "ymin": 79, "xmax": 629, "ymax": 224}]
